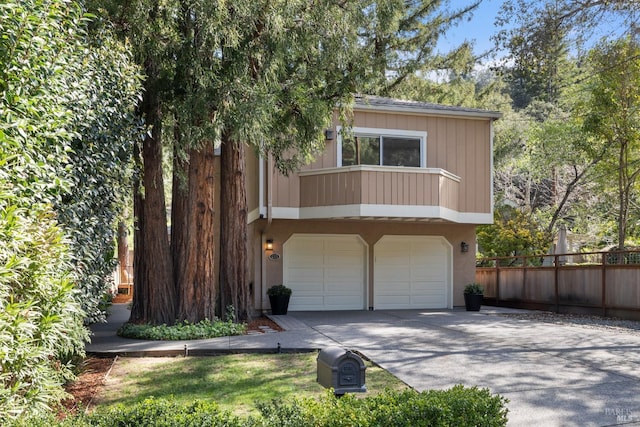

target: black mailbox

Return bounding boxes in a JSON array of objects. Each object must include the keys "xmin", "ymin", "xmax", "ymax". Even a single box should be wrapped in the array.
[{"xmin": 317, "ymin": 346, "xmax": 366, "ymax": 395}]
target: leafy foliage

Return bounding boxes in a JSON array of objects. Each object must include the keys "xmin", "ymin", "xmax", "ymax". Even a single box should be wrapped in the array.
[
  {"xmin": 477, "ymin": 205, "xmax": 551, "ymax": 259},
  {"xmin": 257, "ymin": 387, "xmax": 508, "ymax": 427},
  {"xmin": 583, "ymin": 37, "xmax": 640, "ymax": 249},
  {"xmin": 8, "ymin": 387, "xmax": 508, "ymax": 426},
  {"xmin": 266, "ymin": 284, "xmax": 292, "ymax": 297},
  {"xmin": 118, "ymin": 318, "xmax": 247, "ymax": 340},
  {"xmin": 0, "ymin": 0, "xmax": 141, "ymax": 420},
  {"xmin": 8, "ymin": 398, "xmax": 244, "ymax": 427},
  {"xmin": 54, "ymin": 26, "xmax": 144, "ymax": 324},
  {"xmin": 464, "ymin": 283, "xmax": 484, "ymax": 295},
  {"xmin": 0, "ymin": 0, "xmax": 90, "ymax": 420}
]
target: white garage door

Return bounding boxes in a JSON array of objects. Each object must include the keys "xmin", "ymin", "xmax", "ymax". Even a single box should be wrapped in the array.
[
  {"xmin": 284, "ymin": 234, "xmax": 367, "ymax": 311},
  {"xmin": 374, "ymin": 236, "xmax": 451, "ymax": 309}
]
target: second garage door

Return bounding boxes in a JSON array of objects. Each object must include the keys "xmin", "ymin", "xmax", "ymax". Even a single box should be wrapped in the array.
[
  {"xmin": 283, "ymin": 234, "xmax": 367, "ymax": 311},
  {"xmin": 374, "ymin": 235, "xmax": 451, "ymax": 309}
]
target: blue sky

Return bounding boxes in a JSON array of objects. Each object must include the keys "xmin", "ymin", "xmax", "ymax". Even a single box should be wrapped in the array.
[
  {"xmin": 437, "ymin": 0, "xmax": 505, "ymax": 56},
  {"xmin": 436, "ymin": 0, "xmax": 631, "ymax": 59}
]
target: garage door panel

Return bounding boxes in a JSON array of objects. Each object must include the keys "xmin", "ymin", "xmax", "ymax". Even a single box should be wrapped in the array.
[
  {"xmin": 287, "ymin": 269, "xmax": 323, "ymax": 281},
  {"xmin": 326, "ymin": 240, "xmax": 362, "ymax": 251},
  {"xmin": 412, "ymin": 268, "xmax": 446, "ymax": 281},
  {"xmin": 291, "ymin": 296, "xmax": 325, "ymax": 310},
  {"xmin": 326, "ymin": 254, "xmax": 363, "ymax": 266},
  {"xmin": 325, "ymin": 295, "xmax": 362, "ymax": 307},
  {"xmin": 325, "ymin": 277, "xmax": 363, "ymax": 287},
  {"xmin": 376, "ymin": 281, "xmax": 411, "ymax": 293},
  {"xmin": 374, "ymin": 236, "xmax": 451, "ymax": 310},
  {"xmin": 376, "ymin": 266, "xmax": 409, "ymax": 279},
  {"xmin": 376, "ymin": 295, "xmax": 412, "ymax": 307},
  {"xmin": 284, "ymin": 235, "xmax": 366, "ymax": 311}
]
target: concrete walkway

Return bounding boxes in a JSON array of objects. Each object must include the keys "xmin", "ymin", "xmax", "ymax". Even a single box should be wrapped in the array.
[{"xmin": 88, "ymin": 304, "xmax": 640, "ymax": 426}]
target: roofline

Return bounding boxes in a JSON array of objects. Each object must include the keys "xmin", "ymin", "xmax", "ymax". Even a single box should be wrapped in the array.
[{"xmin": 353, "ymin": 95, "xmax": 502, "ymax": 120}]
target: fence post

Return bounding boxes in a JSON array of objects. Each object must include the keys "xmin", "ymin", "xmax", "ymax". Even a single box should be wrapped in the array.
[
  {"xmin": 554, "ymin": 254, "xmax": 559, "ymax": 313},
  {"xmin": 496, "ymin": 259, "xmax": 500, "ymax": 306},
  {"xmin": 601, "ymin": 252, "xmax": 607, "ymax": 317}
]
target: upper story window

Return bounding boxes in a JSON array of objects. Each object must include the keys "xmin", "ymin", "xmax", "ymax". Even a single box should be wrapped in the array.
[{"xmin": 337, "ymin": 127, "xmax": 427, "ymax": 168}]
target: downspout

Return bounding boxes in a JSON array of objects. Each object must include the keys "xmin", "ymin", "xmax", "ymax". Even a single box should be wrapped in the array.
[
  {"xmin": 267, "ymin": 152, "xmax": 273, "ymax": 228},
  {"xmin": 260, "ymin": 152, "xmax": 274, "ymax": 313}
]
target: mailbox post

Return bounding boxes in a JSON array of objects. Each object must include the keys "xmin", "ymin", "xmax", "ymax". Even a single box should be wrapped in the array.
[{"xmin": 317, "ymin": 347, "xmax": 366, "ymax": 395}]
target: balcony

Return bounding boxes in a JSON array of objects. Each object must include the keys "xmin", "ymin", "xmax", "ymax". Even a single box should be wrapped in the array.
[{"xmin": 297, "ymin": 166, "xmax": 460, "ymax": 220}]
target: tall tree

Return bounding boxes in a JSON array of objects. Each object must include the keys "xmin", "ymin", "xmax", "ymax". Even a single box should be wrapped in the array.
[
  {"xmin": 167, "ymin": 0, "xmax": 402, "ymax": 322},
  {"xmin": 361, "ymin": 0, "xmax": 481, "ymax": 96},
  {"xmin": 584, "ymin": 37, "xmax": 640, "ymax": 249},
  {"xmin": 91, "ymin": 0, "xmax": 180, "ymax": 324},
  {"xmin": 495, "ymin": 0, "xmax": 640, "ymax": 110}
]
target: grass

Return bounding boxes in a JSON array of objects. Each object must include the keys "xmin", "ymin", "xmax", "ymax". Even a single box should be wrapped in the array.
[{"xmin": 94, "ymin": 353, "xmax": 408, "ymax": 417}]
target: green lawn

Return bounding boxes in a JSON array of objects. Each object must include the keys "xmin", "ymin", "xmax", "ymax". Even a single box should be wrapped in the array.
[{"xmin": 94, "ymin": 353, "xmax": 408, "ymax": 417}]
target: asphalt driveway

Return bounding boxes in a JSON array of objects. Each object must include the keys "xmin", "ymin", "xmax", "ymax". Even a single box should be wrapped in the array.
[{"xmin": 292, "ymin": 309, "xmax": 640, "ymax": 427}]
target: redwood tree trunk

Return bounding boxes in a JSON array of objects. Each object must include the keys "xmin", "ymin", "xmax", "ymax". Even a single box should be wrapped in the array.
[
  {"xmin": 176, "ymin": 144, "xmax": 217, "ymax": 322},
  {"xmin": 219, "ymin": 136, "xmax": 250, "ymax": 322},
  {"xmin": 130, "ymin": 87, "xmax": 176, "ymax": 325},
  {"xmin": 131, "ymin": 153, "xmax": 147, "ymax": 320},
  {"xmin": 171, "ymin": 131, "xmax": 189, "ymax": 292}
]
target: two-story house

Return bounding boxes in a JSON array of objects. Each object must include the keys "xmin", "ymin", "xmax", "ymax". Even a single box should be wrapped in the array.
[{"xmin": 246, "ymin": 95, "xmax": 501, "ymax": 312}]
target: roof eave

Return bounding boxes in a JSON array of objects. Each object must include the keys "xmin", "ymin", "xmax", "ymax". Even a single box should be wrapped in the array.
[{"xmin": 354, "ymin": 100, "xmax": 502, "ymax": 120}]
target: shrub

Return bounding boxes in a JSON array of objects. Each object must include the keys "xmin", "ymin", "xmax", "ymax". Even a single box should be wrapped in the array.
[
  {"xmin": 257, "ymin": 386, "xmax": 508, "ymax": 427},
  {"xmin": 7, "ymin": 386, "xmax": 508, "ymax": 426},
  {"xmin": 464, "ymin": 283, "xmax": 484, "ymax": 295},
  {"xmin": 1, "ymin": 0, "xmax": 143, "ymax": 419},
  {"xmin": 118, "ymin": 318, "xmax": 247, "ymax": 340},
  {"xmin": 267, "ymin": 284, "xmax": 292, "ymax": 297},
  {"xmin": 7, "ymin": 398, "xmax": 246, "ymax": 427}
]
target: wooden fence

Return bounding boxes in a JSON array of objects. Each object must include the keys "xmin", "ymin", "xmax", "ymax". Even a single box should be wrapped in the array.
[{"xmin": 475, "ymin": 250, "xmax": 640, "ymax": 320}]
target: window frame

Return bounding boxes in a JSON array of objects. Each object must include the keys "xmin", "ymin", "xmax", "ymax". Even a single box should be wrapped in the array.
[{"xmin": 337, "ymin": 126, "xmax": 427, "ymax": 168}]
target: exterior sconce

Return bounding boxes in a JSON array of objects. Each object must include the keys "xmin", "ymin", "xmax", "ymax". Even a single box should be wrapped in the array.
[
  {"xmin": 265, "ymin": 239, "xmax": 274, "ymax": 251},
  {"xmin": 324, "ymin": 129, "xmax": 335, "ymax": 141},
  {"xmin": 461, "ymin": 241, "xmax": 469, "ymax": 253}
]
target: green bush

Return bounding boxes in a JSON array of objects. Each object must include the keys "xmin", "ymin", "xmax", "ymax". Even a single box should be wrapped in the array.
[
  {"xmin": 118, "ymin": 318, "xmax": 247, "ymax": 340},
  {"xmin": 257, "ymin": 387, "xmax": 508, "ymax": 427},
  {"xmin": 8, "ymin": 387, "xmax": 508, "ymax": 426},
  {"xmin": 8, "ymin": 398, "xmax": 246, "ymax": 427},
  {"xmin": 1, "ymin": 0, "xmax": 141, "ymax": 420}
]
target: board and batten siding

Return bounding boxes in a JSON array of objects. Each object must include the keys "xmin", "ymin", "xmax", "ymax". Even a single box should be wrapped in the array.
[
  {"xmin": 299, "ymin": 168, "xmax": 459, "ymax": 210},
  {"xmin": 264, "ymin": 109, "xmax": 492, "ymax": 216}
]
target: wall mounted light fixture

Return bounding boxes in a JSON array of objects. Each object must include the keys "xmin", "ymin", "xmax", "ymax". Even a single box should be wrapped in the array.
[
  {"xmin": 324, "ymin": 129, "xmax": 335, "ymax": 141},
  {"xmin": 461, "ymin": 241, "xmax": 469, "ymax": 253},
  {"xmin": 265, "ymin": 239, "xmax": 274, "ymax": 251}
]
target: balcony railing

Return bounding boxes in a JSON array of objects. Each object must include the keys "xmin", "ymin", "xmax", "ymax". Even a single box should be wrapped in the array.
[{"xmin": 298, "ymin": 166, "xmax": 460, "ymax": 210}]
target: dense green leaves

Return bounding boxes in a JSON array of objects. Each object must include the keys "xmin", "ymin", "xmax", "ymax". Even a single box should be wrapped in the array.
[
  {"xmin": 583, "ymin": 38, "xmax": 640, "ymax": 249},
  {"xmin": 118, "ymin": 318, "xmax": 246, "ymax": 340},
  {"xmin": 257, "ymin": 387, "xmax": 508, "ymax": 427},
  {"xmin": 1, "ymin": 0, "xmax": 141, "ymax": 420},
  {"xmin": 55, "ymin": 27, "xmax": 143, "ymax": 323},
  {"xmin": 477, "ymin": 205, "xmax": 551, "ymax": 259},
  {"xmin": 7, "ymin": 387, "xmax": 508, "ymax": 426}
]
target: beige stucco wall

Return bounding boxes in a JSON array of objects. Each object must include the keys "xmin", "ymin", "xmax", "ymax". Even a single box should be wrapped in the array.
[{"xmin": 249, "ymin": 218, "xmax": 477, "ymax": 311}]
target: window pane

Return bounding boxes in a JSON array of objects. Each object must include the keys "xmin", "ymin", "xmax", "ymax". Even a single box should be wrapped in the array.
[
  {"xmin": 359, "ymin": 136, "xmax": 380, "ymax": 165},
  {"xmin": 382, "ymin": 137, "xmax": 420, "ymax": 167},
  {"xmin": 342, "ymin": 137, "xmax": 357, "ymax": 166}
]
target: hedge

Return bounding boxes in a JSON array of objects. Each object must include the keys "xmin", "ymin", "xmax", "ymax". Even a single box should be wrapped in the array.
[{"xmin": 8, "ymin": 386, "xmax": 508, "ymax": 426}]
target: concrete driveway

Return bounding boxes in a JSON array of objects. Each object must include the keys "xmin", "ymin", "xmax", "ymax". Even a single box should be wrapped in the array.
[
  {"xmin": 89, "ymin": 305, "xmax": 640, "ymax": 426},
  {"xmin": 291, "ymin": 309, "xmax": 640, "ymax": 427}
]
